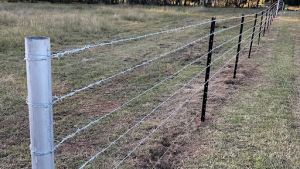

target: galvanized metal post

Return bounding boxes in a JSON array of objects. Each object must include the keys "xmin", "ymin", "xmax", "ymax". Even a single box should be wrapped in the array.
[
  {"xmin": 25, "ymin": 36, "xmax": 54, "ymax": 169},
  {"xmin": 248, "ymin": 14, "xmax": 258, "ymax": 58},
  {"xmin": 233, "ymin": 14, "xmax": 245, "ymax": 79},
  {"xmin": 201, "ymin": 17, "xmax": 215, "ymax": 122},
  {"xmin": 276, "ymin": 0, "xmax": 280, "ymax": 16},
  {"xmin": 258, "ymin": 11, "xmax": 264, "ymax": 44}
]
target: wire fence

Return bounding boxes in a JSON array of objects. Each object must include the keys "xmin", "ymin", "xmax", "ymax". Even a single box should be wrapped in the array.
[
  {"xmin": 51, "ymin": 12, "xmax": 263, "ymax": 104},
  {"xmin": 24, "ymin": 2, "xmax": 282, "ymax": 168},
  {"xmin": 151, "ymin": 25, "xmax": 267, "ymax": 168},
  {"xmin": 50, "ymin": 8, "xmax": 271, "ymax": 59}
]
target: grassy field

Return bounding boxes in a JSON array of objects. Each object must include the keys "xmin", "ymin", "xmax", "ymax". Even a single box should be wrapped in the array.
[
  {"xmin": 181, "ymin": 11, "xmax": 300, "ymax": 168},
  {"xmin": 1, "ymin": 2, "xmax": 299, "ymax": 169}
]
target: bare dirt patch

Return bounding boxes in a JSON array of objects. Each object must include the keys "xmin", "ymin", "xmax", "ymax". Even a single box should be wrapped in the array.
[{"xmin": 137, "ymin": 45, "xmax": 265, "ymax": 168}]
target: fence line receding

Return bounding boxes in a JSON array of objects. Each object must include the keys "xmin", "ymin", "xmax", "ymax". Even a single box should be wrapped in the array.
[{"xmin": 25, "ymin": 2, "xmax": 283, "ymax": 168}]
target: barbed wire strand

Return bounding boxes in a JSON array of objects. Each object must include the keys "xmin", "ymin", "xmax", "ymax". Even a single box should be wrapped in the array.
[
  {"xmin": 151, "ymin": 74, "xmax": 224, "ymax": 169},
  {"xmin": 113, "ymin": 27, "xmax": 266, "ymax": 169},
  {"xmin": 195, "ymin": 8, "xmax": 270, "ymax": 104},
  {"xmin": 113, "ymin": 46, "xmax": 241, "ymax": 169},
  {"xmin": 151, "ymin": 26, "xmax": 266, "ymax": 169},
  {"xmin": 30, "ymin": 10, "xmax": 267, "ymax": 156},
  {"xmin": 53, "ymin": 14, "xmax": 263, "ymax": 104},
  {"xmin": 43, "ymin": 23, "xmax": 259, "ymax": 157},
  {"xmin": 51, "ymin": 8, "xmax": 270, "ymax": 59},
  {"xmin": 29, "ymin": 2, "xmax": 276, "ymax": 162},
  {"xmin": 78, "ymin": 21, "xmax": 265, "ymax": 168}
]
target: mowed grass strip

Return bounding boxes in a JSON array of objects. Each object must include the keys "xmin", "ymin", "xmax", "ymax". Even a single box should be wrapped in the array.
[{"xmin": 184, "ymin": 12, "xmax": 300, "ymax": 168}]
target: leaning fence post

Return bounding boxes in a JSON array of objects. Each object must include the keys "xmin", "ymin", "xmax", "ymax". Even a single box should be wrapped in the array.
[
  {"xmin": 263, "ymin": 11, "xmax": 268, "ymax": 36},
  {"xmin": 25, "ymin": 36, "xmax": 54, "ymax": 169},
  {"xmin": 233, "ymin": 14, "xmax": 245, "ymax": 79},
  {"xmin": 258, "ymin": 11, "xmax": 264, "ymax": 44},
  {"xmin": 201, "ymin": 17, "xmax": 215, "ymax": 122},
  {"xmin": 248, "ymin": 13, "xmax": 258, "ymax": 58}
]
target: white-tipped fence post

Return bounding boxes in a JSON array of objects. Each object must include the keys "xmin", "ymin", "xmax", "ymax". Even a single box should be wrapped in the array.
[
  {"xmin": 276, "ymin": 0, "xmax": 280, "ymax": 15},
  {"xmin": 25, "ymin": 36, "xmax": 54, "ymax": 169}
]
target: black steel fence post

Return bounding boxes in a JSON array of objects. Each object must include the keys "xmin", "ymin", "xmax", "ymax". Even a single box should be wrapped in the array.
[
  {"xmin": 248, "ymin": 13, "xmax": 258, "ymax": 58},
  {"xmin": 274, "ymin": 6, "xmax": 277, "ymax": 18},
  {"xmin": 263, "ymin": 11, "xmax": 268, "ymax": 36},
  {"xmin": 258, "ymin": 11, "xmax": 264, "ymax": 45},
  {"xmin": 267, "ymin": 8, "xmax": 270, "ymax": 30},
  {"xmin": 271, "ymin": 6, "xmax": 274, "ymax": 24},
  {"xmin": 201, "ymin": 17, "xmax": 215, "ymax": 122},
  {"xmin": 273, "ymin": 5, "xmax": 276, "ymax": 18},
  {"xmin": 271, "ymin": 7, "xmax": 273, "ymax": 20},
  {"xmin": 233, "ymin": 14, "xmax": 245, "ymax": 79}
]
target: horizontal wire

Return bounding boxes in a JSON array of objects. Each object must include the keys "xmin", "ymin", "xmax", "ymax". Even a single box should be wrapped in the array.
[
  {"xmin": 51, "ymin": 20, "xmax": 211, "ymax": 58},
  {"xmin": 51, "ymin": 9, "xmax": 268, "ymax": 59},
  {"xmin": 151, "ymin": 74, "xmax": 222, "ymax": 169},
  {"xmin": 29, "ymin": 3, "xmax": 276, "ymax": 163},
  {"xmin": 29, "ymin": 4, "xmax": 275, "ymax": 157},
  {"xmin": 113, "ymin": 27, "xmax": 266, "ymax": 169},
  {"xmin": 53, "ymin": 14, "xmax": 262, "ymax": 104},
  {"xmin": 31, "ymin": 7, "xmax": 270, "ymax": 156},
  {"xmin": 152, "ymin": 24, "xmax": 266, "ymax": 169},
  {"xmin": 79, "ymin": 62, "xmax": 204, "ymax": 169},
  {"xmin": 79, "ymin": 21, "xmax": 264, "ymax": 168},
  {"xmin": 25, "ymin": 1, "xmax": 277, "ymax": 158},
  {"xmin": 84, "ymin": 5, "xmax": 277, "ymax": 167},
  {"xmin": 47, "ymin": 22, "xmax": 259, "ymax": 157}
]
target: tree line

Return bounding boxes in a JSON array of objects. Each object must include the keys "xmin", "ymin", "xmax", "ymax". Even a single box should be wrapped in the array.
[{"xmin": 7, "ymin": 0, "xmax": 300, "ymax": 8}]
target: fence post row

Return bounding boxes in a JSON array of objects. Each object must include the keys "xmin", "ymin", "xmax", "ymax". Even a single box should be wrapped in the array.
[
  {"xmin": 233, "ymin": 14, "xmax": 245, "ymax": 79},
  {"xmin": 248, "ymin": 14, "xmax": 258, "ymax": 58},
  {"xmin": 201, "ymin": 17, "xmax": 216, "ymax": 122},
  {"xmin": 23, "ymin": 4, "xmax": 279, "ymax": 167},
  {"xmin": 258, "ymin": 11, "xmax": 264, "ymax": 45},
  {"xmin": 25, "ymin": 36, "xmax": 54, "ymax": 169}
]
